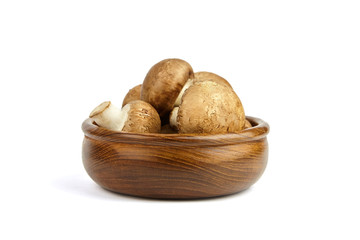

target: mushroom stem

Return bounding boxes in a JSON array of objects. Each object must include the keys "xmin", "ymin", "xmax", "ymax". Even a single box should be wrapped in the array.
[
  {"xmin": 169, "ymin": 107, "xmax": 179, "ymax": 130},
  {"xmin": 89, "ymin": 101, "xmax": 129, "ymax": 131},
  {"xmin": 174, "ymin": 79, "xmax": 194, "ymax": 107}
]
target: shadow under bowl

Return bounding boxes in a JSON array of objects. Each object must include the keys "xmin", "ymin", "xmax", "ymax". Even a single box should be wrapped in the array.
[{"xmin": 82, "ymin": 116, "xmax": 269, "ymax": 199}]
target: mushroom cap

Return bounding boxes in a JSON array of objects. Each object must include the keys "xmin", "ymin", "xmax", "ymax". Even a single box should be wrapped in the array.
[
  {"xmin": 141, "ymin": 58, "xmax": 194, "ymax": 118},
  {"xmin": 177, "ymin": 80, "xmax": 245, "ymax": 134},
  {"xmin": 122, "ymin": 100, "xmax": 161, "ymax": 133},
  {"xmin": 194, "ymin": 71, "xmax": 232, "ymax": 89},
  {"xmin": 122, "ymin": 84, "xmax": 142, "ymax": 107}
]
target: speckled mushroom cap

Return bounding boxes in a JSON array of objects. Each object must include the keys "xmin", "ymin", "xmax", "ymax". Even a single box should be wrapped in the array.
[
  {"xmin": 194, "ymin": 71, "xmax": 232, "ymax": 88},
  {"xmin": 122, "ymin": 84, "xmax": 142, "ymax": 107},
  {"xmin": 122, "ymin": 100, "xmax": 161, "ymax": 133},
  {"xmin": 141, "ymin": 58, "xmax": 194, "ymax": 118},
  {"xmin": 176, "ymin": 80, "xmax": 245, "ymax": 134}
]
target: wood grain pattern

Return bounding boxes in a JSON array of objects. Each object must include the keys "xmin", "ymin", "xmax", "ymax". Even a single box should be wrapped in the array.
[{"xmin": 82, "ymin": 116, "xmax": 269, "ymax": 199}]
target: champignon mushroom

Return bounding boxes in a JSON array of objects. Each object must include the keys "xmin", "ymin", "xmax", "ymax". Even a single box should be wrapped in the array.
[
  {"xmin": 141, "ymin": 58, "xmax": 194, "ymax": 118},
  {"xmin": 174, "ymin": 71, "xmax": 232, "ymax": 107},
  {"xmin": 89, "ymin": 100, "xmax": 161, "ymax": 133},
  {"xmin": 122, "ymin": 84, "xmax": 141, "ymax": 107},
  {"xmin": 169, "ymin": 80, "xmax": 245, "ymax": 134}
]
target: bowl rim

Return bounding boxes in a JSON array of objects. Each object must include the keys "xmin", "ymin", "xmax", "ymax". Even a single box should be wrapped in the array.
[{"xmin": 82, "ymin": 116, "xmax": 269, "ymax": 146}]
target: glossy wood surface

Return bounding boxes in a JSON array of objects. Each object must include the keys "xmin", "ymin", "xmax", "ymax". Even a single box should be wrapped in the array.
[{"xmin": 82, "ymin": 116, "xmax": 269, "ymax": 199}]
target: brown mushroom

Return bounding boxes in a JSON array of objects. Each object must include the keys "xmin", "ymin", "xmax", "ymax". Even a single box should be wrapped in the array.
[
  {"xmin": 170, "ymin": 80, "xmax": 245, "ymax": 134},
  {"xmin": 141, "ymin": 58, "xmax": 194, "ymax": 118},
  {"xmin": 89, "ymin": 100, "xmax": 161, "ymax": 133},
  {"xmin": 122, "ymin": 84, "xmax": 141, "ymax": 107}
]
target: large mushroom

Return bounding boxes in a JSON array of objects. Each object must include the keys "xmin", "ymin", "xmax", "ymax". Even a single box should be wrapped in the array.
[
  {"xmin": 170, "ymin": 80, "xmax": 245, "ymax": 134},
  {"xmin": 141, "ymin": 58, "xmax": 194, "ymax": 119},
  {"xmin": 174, "ymin": 71, "xmax": 232, "ymax": 107},
  {"xmin": 122, "ymin": 84, "xmax": 142, "ymax": 107},
  {"xmin": 90, "ymin": 100, "xmax": 161, "ymax": 133}
]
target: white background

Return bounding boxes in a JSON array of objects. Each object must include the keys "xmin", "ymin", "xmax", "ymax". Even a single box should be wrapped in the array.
[{"xmin": 1, "ymin": 0, "xmax": 359, "ymax": 239}]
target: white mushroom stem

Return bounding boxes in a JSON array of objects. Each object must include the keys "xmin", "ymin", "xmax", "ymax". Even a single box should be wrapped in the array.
[
  {"xmin": 169, "ymin": 107, "xmax": 179, "ymax": 130},
  {"xmin": 174, "ymin": 79, "xmax": 194, "ymax": 107},
  {"xmin": 89, "ymin": 101, "xmax": 130, "ymax": 131}
]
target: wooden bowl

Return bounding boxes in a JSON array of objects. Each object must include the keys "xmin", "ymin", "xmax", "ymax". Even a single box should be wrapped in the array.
[{"xmin": 82, "ymin": 116, "xmax": 269, "ymax": 199}]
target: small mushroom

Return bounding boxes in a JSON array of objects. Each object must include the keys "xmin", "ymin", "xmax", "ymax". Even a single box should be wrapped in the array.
[
  {"xmin": 122, "ymin": 84, "xmax": 141, "ymax": 107},
  {"xmin": 89, "ymin": 100, "xmax": 161, "ymax": 133},
  {"xmin": 141, "ymin": 58, "xmax": 194, "ymax": 118},
  {"xmin": 170, "ymin": 80, "xmax": 245, "ymax": 134},
  {"xmin": 174, "ymin": 71, "xmax": 232, "ymax": 107}
]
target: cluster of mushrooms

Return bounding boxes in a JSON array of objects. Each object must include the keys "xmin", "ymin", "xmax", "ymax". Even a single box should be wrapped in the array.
[{"xmin": 89, "ymin": 58, "xmax": 251, "ymax": 134}]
